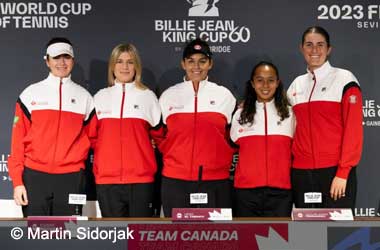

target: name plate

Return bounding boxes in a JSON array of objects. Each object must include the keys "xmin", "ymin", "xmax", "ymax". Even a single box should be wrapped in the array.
[
  {"xmin": 292, "ymin": 208, "xmax": 354, "ymax": 221},
  {"xmin": 69, "ymin": 194, "xmax": 87, "ymax": 205},
  {"xmin": 172, "ymin": 208, "xmax": 232, "ymax": 221}
]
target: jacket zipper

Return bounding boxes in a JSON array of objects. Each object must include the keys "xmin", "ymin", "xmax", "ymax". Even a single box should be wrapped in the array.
[
  {"xmin": 264, "ymin": 102, "xmax": 268, "ymax": 186},
  {"xmin": 308, "ymin": 73, "xmax": 317, "ymax": 168},
  {"xmin": 190, "ymin": 85, "xmax": 198, "ymax": 178},
  {"xmin": 52, "ymin": 80, "xmax": 62, "ymax": 168},
  {"xmin": 120, "ymin": 84, "xmax": 126, "ymax": 181}
]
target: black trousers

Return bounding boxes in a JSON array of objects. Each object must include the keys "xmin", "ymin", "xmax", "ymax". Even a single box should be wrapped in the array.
[
  {"xmin": 291, "ymin": 166, "xmax": 357, "ymax": 210},
  {"xmin": 96, "ymin": 183, "xmax": 154, "ymax": 217},
  {"xmin": 235, "ymin": 187, "xmax": 292, "ymax": 217},
  {"xmin": 22, "ymin": 167, "xmax": 84, "ymax": 217},
  {"xmin": 161, "ymin": 176, "xmax": 232, "ymax": 217}
]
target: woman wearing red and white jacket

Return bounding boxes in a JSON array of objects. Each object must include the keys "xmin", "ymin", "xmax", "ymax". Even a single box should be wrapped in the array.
[
  {"xmin": 287, "ymin": 26, "xmax": 363, "ymax": 209},
  {"xmin": 8, "ymin": 37, "xmax": 94, "ymax": 216},
  {"xmin": 231, "ymin": 61, "xmax": 295, "ymax": 217},
  {"xmin": 158, "ymin": 38, "xmax": 236, "ymax": 217},
  {"xmin": 90, "ymin": 44, "xmax": 161, "ymax": 217}
]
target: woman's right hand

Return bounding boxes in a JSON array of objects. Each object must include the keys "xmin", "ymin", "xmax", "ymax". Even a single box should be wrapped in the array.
[
  {"xmin": 330, "ymin": 176, "xmax": 347, "ymax": 201},
  {"xmin": 14, "ymin": 185, "xmax": 28, "ymax": 206}
]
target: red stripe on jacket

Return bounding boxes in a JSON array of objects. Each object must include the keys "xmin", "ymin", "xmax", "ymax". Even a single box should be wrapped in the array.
[
  {"xmin": 90, "ymin": 82, "xmax": 161, "ymax": 184},
  {"xmin": 8, "ymin": 74, "xmax": 94, "ymax": 187},
  {"xmin": 158, "ymin": 79, "xmax": 236, "ymax": 181},
  {"xmin": 288, "ymin": 61, "xmax": 363, "ymax": 179},
  {"xmin": 231, "ymin": 101, "xmax": 294, "ymax": 189}
]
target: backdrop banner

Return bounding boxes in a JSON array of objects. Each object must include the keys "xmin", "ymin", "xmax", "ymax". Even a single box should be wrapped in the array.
[{"xmin": 0, "ymin": 0, "xmax": 379, "ymax": 216}]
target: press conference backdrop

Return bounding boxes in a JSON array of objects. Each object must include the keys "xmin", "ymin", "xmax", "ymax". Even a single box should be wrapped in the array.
[{"xmin": 0, "ymin": 0, "xmax": 379, "ymax": 216}]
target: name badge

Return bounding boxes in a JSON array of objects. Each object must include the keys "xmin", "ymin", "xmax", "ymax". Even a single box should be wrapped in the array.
[
  {"xmin": 304, "ymin": 192, "xmax": 322, "ymax": 203},
  {"xmin": 68, "ymin": 194, "xmax": 87, "ymax": 205},
  {"xmin": 190, "ymin": 193, "xmax": 208, "ymax": 204}
]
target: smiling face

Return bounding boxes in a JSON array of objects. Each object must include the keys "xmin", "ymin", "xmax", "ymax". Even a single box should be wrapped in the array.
[
  {"xmin": 300, "ymin": 32, "xmax": 332, "ymax": 71},
  {"xmin": 251, "ymin": 65, "xmax": 279, "ymax": 103},
  {"xmin": 181, "ymin": 53, "xmax": 213, "ymax": 83},
  {"xmin": 113, "ymin": 52, "xmax": 136, "ymax": 83},
  {"xmin": 46, "ymin": 54, "xmax": 74, "ymax": 78}
]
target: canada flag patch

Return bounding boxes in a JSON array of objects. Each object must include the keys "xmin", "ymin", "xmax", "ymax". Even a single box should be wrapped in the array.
[{"xmin": 349, "ymin": 95, "xmax": 357, "ymax": 104}]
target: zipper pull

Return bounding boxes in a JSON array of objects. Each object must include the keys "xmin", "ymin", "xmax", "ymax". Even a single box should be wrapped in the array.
[
  {"xmin": 308, "ymin": 71, "xmax": 317, "ymax": 102},
  {"xmin": 122, "ymin": 83, "xmax": 126, "ymax": 92},
  {"xmin": 311, "ymin": 71, "xmax": 316, "ymax": 82}
]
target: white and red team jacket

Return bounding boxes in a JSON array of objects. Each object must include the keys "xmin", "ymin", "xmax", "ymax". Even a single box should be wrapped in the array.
[
  {"xmin": 158, "ymin": 78, "xmax": 236, "ymax": 181},
  {"xmin": 230, "ymin": 100, "xmax": 295, "ymax": 189},
  {"xmin": 8, "ymin": 73, "xmax": 94, "ymax": 188},
  {"xmin": 91, "ymin": 82, "xmax": 161, "ymax": 184},
  {"xmin": 287, "ymin": 61, "xmax": 363, "ymax": 179}
]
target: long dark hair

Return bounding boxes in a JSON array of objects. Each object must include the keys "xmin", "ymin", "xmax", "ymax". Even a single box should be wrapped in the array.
[{"xmin": 239, "ymin": 61, "xmax": 290, "ymax": 125}]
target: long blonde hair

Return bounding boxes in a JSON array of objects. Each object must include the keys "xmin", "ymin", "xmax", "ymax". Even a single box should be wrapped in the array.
[{"xmin": 107, "ymin": 43, "xmax": 146, "ymax": 89}]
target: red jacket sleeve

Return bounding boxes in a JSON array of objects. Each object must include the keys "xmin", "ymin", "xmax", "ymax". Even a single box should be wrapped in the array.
[
  {"xmin": 8, "ymin": 100, "xmax": 31, "ymax": 187},
  {"xmin": 149, "ymin": 123, "xmax": 166, "ymax": 150},
  {"xmin": 336, "ymin": 86, "xmax": 363, "ymax": 179},
  {"xmin": 84, "ymin": 109, "xmax": 98, "ymax": 149}
]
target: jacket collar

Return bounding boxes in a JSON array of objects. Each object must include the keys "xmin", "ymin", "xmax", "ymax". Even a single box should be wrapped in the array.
[
  {"xmin": 114, "ymin": 80, "xmax": 136, "ymax": 90},
  {"xmin": 183, "ymin": 76, "xmax": 208, "ymax": 92},
  {"xmin": 47, "ymin": 73, "xmax": 71, "ymax": 84},
  {"xmin": 256, "ymin": 98, "xmax": 275, "ymax": 109},
  {"xmin": 307, "ymin": 61, "xmax": 332, "ymax": 82}
]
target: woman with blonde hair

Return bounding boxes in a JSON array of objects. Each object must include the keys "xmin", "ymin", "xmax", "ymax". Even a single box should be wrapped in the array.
[{"xmin": 90, "ymin": 44, "xmax": 161, "ymax": 217}]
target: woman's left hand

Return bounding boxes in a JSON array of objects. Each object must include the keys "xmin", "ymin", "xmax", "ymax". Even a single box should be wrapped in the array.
[{"xmin": 330, "ymin": 177, "xmax": 347, "ymax": 201}]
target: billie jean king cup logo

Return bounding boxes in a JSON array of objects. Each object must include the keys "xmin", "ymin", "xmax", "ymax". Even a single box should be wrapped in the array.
[{"xmin": 187, "ymin": 0, "xmax": 219, "ymax": 17}]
